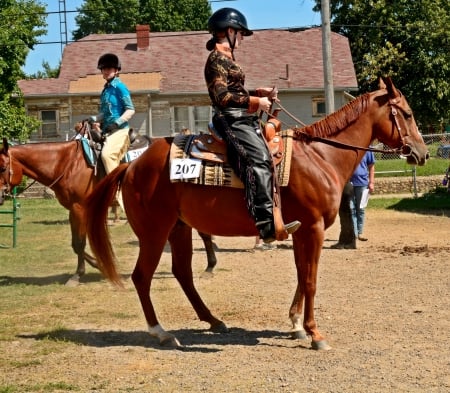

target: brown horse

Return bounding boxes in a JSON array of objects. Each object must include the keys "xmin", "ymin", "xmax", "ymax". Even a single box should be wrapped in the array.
[
  {"xmin": 0, "ymin": 136, "xmax": 218, "ymax": 284},
  {"xmin": 85, "ymin": 77, "xmax": 429, "ymax": 350}
]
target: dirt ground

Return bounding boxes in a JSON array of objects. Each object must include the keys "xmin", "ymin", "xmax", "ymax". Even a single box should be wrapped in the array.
[{"xmin": 2, "ymin": 209, "xmax": 450, "ymax": 392}]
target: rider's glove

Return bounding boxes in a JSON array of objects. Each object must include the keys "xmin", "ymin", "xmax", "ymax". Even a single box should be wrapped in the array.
[{"xmin": 105, "ymin": 122, "xmax": 119, "ymax": 133}]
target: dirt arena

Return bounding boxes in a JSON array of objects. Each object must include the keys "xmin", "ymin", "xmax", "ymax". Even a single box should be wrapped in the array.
[{"xmin": 2, "ymin": 209, "xmax": 449, "ymax": 392}]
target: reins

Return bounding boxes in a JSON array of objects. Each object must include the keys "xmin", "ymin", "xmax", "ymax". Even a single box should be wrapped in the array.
[
  {"xmin": 5, "ymin": 150, "xmax": 66, "ymax": 196},
  {"xmin": 271, "ymin": 100, "xmax": 406, "ymax": 156}
]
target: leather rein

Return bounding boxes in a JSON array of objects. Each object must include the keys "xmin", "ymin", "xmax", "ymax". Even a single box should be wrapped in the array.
[
  {"xmin": 273, "ymin": 98, "xmax": 413, "ymax": 157},
  {"xmin": 1, "ymin": 150, "xmax": 66, "ymax": 196}
]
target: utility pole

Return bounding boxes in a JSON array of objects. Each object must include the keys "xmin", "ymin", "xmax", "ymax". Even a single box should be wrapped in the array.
[{"xmin": 321, "ymin": 0, "xmax": 334, "ymax": 114}]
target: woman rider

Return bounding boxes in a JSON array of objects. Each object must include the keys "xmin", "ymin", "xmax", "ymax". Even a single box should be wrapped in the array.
[{"xmin": 204, "ymin": 7, "xmax": 300, "ymax": 243}]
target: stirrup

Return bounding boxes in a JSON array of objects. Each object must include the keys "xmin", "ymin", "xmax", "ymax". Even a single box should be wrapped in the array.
[{"xmin": 285, "ymin": 220, "xmax": 301, "ymax": 234}]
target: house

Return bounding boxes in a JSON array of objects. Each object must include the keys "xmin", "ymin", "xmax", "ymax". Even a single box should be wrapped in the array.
[{"xmin": 18, "ymin": 26, "xmax": 358, "ymax": 141}]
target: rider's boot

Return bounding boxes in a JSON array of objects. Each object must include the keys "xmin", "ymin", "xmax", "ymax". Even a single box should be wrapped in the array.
[{"xmin": 257, "ymin": 218, "xmax": 301, "ymax": 244}]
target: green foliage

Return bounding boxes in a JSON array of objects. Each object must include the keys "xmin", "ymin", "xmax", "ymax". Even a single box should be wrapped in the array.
[
  {"xmin": 26, "ymin": 61, "xmax": 60, "ymax": 79},
  {"xmin": 72, "ymin": 0, "xmax": 140, "ymax": 39},
  {"xmin": 0, "ymin": 97, "xmax": 40, "ymax": 142},
  {"xmin": 315, "ymin": 0, "xmax": 450, "ymax": 128},
  {"xmin": 0, "ymin": 1, "xmax": 46, "ymax": 141},
  {"xmin": 0, "ymin": 1, "xmax": 46, "ymax": 96},
  {"xmin": 72, "ymin": 0, "xmax": 212, "ymax": 40}
]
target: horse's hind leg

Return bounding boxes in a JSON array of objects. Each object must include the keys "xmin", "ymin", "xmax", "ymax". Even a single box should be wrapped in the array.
[
  {"xmin": 169, "ymin": 221, "xmax": 227, "ymax": 333},
  {"xmin": 197, "ymin": 230, "xmax": 218, "ymax": 273},
  {"xmin": 131, "ymin": 234, "xmax": 183, "ymax": 347}
]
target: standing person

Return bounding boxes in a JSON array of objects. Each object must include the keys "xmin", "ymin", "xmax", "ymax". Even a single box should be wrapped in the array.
[
  {"xmin": 350, "ymin": 151, "xmax": 375, "ymax": 241},
  {"xmin": 90, "ymin": 53, "xmax": 135, "ymax": 175},
  {"xmin": 204, "ymin": 7, "xmax": 300, "ymax": 243},
  {"xmin": 331, "ymin": 181, "xmax": 357, "ymax": 249}
]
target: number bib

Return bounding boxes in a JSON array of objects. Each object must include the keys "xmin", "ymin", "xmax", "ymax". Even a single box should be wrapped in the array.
[{"xmin": 170, "ymin": 158, "xmax": 202, "ymax": 180}]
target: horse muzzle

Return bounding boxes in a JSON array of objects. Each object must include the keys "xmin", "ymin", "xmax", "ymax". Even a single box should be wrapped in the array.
[{"xmin": 402, "ymin": 143, "xmax": 430, "ymax": 166}]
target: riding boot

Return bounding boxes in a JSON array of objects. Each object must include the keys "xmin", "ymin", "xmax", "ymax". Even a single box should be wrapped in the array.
[{"xmin": 213, "ymin": 112, "xmax": 300, "ymax": 242}]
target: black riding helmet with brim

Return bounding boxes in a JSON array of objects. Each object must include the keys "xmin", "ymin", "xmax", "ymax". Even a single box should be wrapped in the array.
[
  {"xmin": 97, "ymin": 53, "xmax": 121, "ymax": 71},
  {"xmin": 208, "ymin": 7, "xmax": 253, "ymax": 36}
]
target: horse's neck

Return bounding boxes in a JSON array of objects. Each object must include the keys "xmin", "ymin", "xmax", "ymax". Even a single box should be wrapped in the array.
[
  {"xmin": 303, "ymin": 95, "xmax": 375, "ymax": 186},
  {"xmin": 12, "ymin": 142, "xmax": 76, "ymax": 186}
]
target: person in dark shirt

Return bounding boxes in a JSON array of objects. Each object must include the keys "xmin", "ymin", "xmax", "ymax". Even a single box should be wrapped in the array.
[{"xmin": 204, "ymin": 7, "xmax": 300, "ymax": 243}]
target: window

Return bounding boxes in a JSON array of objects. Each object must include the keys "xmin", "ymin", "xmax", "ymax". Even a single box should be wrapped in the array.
[
  {"xmin": 172, "ymin": 106, "xmax": 211, "ymax": 135},
  {"xmin": 39, "ymin": 110, "xmax": 59, "ymax": 138},
  {"xmin": 312, "ymin": 97, "xmax": 326, "ymax": 117}
]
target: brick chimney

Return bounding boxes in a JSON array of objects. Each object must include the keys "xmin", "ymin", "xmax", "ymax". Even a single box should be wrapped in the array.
[{"xmin": 136, "ymin": 25, "xmax": 150, "ymax": 50}]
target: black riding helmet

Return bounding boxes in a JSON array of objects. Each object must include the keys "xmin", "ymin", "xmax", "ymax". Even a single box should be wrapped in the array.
[
  {"xmin": 97, "ymin": 53, "xmax": 121, "ymax": 71},
  {"xmin": 208, "ymin": 8, "xmax": 253, "ymax": 36}
]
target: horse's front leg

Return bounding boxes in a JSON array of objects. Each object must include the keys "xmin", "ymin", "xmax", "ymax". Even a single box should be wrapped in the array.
[
  {"xmin": 169, "ymin": 221, "xmax": 227, "ymax": 333},
  {"xmin": 290, "ymin": 226, "xmax": 331, "ymax": 350},
  {"xmin": 66, "ymin": 206, "xmax": 90, "ymax": 286}
]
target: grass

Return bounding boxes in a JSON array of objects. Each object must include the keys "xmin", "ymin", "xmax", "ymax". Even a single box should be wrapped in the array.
[
  {"xmin": 374, "ymin": 156, "xmax": 449, "ymax": 177},
  {"xmin": 0, "ymin": 197, "xmax": 142, "ymax": 392},
  {"xmin": 370, "ymin": 186, "xmax": 450, "ymax": 213}
]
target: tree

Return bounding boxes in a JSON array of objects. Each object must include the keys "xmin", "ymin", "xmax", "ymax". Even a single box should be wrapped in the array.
[
  {"xmin": 314, "ymin": 0, "xmax": 450, "ymax": 128},
  {"xmin": 0, "ymin": 0, "xmax": 47, "ymax": 141},
  {"xmin": 27, "ymin": 61, "xmax": 60, "ymax": 79},
  {"xmin": 72, "ymin": 0, "xmax": 212, "ymax": 40}
]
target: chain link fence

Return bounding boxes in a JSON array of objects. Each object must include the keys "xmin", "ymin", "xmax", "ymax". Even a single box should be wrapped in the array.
[{"xmin": 372, "ymin": 132, "xmax": 450, "ymax": 196}]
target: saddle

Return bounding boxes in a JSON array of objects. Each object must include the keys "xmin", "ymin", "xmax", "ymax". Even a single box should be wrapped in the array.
[
  {"xmin": 173, "ymin": 110, "xmax": 291, "ymax": 241},
  {"xmin": 73, "ymin": 120, "xmax": 150, "ymax": 173},
  {"xmin": 187, "ymin": 110, "xmax": 285, "ymax": 167}
]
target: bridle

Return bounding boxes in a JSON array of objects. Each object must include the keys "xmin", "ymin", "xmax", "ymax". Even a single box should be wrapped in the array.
[
  {"xmin": 272, "ymin": 94, "xmax": 414, "ymax": 156},
  {"xmin": 0, "ymin": 153, "xmax": 11, "ymax": 195},
  {"xmin": 388, "ymin": 95, "xmax": 413, "ymax": 157}
]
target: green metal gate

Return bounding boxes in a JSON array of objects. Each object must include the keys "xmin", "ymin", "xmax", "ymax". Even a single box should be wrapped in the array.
[{"xmin": 0, "ymin": 188, "xmax": 20, "ymax": 248}]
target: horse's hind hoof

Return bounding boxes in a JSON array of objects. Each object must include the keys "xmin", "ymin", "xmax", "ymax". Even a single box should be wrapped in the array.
[
  {"xmin": 311, "ymin": 339, "xmax": 332, "ymax": 350},
  {"xmin": 290, "ymin": 329, "xmax": 307, "ymax": 340},
  {"xmin": 160, "ymin": 336, "xmax": 182, "ymax": 348},
  {"xmin": 65, "ymin": 275, "xmax": 80, "ymax": 287},
  {"xmin": 210, "ymin": 321, "xmax": 229, "ymax": 333}
]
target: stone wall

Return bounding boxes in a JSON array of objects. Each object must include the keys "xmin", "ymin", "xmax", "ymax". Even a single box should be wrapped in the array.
[
  {"xmin": 374, "ymin": 175, "xmax": 443, "ymax": 195},
  {"xmin": 19, "ymin": 175, "xmax": 444, "ymax": 199}
]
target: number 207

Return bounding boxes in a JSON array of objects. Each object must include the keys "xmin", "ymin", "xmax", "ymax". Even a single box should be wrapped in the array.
[{"xmin": 175, "ymin": 162, "xmax": 197, "ymax": 175}]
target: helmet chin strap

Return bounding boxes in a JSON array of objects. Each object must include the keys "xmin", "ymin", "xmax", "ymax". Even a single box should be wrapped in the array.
[{"xmin": 226, "ymin": 29, "xmax": 237, "ymax": 60}]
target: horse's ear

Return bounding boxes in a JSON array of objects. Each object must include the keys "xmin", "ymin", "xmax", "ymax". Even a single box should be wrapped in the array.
[
  {"xmin": 1, "ymin": 137, "xmax": 8, "ymax": 153},
  {"xmin": 382, "ymin": 76, "xmax": 400, "ymax": 99},
  {"xmin": 378, "ymin": 76, "xmax": 387, "ymax": 90}
]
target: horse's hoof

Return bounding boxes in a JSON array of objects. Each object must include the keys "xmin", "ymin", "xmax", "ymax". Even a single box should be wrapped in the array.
[
  {"xmin": 200, "ymin": 270, "xmax": 214, "ymax": 278},
  {"xmin": 311, "ymin": 340, "xmax": 332, "ymax": 350},
  {"xmin": 290, "ymin": 329, "xmax": 307, "ymax": 340},
  {"xmin": 65, "ymin": 275, "xmax": 80, "ymax": 287},
  {"xmin": 160, "ymin": 336, "xmax": 182, "ymax": 348},
  {"xmin": 210, "ymin": 321, "xmax": 229, "ymax": 333}
]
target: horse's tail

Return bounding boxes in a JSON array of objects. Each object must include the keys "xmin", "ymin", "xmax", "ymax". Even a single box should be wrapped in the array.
[{"xmin": 86, "ymin": 163, "xmax": 129, "ymax": 287}]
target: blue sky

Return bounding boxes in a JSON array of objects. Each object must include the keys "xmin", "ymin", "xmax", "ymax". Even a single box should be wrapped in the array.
[{"xmin": 23, "ymin": 0, "xmax": 321, "ymax": 74}]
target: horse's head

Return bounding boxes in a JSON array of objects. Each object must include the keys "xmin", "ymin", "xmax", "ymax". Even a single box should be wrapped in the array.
[
  {"xmin": 0, "ymin": 138, "xmax": 11, "ymax": 204},
  {"xmin": 375, "ymin": 77, "xmax": 429, "ymax": 166}
]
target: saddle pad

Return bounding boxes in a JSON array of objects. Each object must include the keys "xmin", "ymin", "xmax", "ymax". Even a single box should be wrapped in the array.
[
  {"xmin": 80, "ymin": 137, "xmax": 97, "ymax": 167},
  {"xmin": 170, "ymin": 129, "xmax": 293, "ymax": 188}
]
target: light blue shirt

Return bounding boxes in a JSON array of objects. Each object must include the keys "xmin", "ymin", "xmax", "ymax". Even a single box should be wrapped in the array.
[{"xmin": 99, "ymin": 77, "xmax": 134, "ymax": 133}]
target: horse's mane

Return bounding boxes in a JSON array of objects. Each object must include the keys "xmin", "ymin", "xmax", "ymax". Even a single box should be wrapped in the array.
[{"xmin": 295, "ymin": 93, "xmax": 371, "ymax": 139}]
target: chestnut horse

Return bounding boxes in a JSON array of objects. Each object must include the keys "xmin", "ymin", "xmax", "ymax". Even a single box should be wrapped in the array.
[
  {"xmin": 0, "ymin": 137, "xmax": 218, "ymax": 284},
  {"xmin": 85, "ymin": 77, "xmax": 429, "ymax": 349}
]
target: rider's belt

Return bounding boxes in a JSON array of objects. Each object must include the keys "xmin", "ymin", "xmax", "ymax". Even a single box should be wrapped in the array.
[{"xmin": 214, "ymin": 107, "xmax": 252, "ymax": 118}]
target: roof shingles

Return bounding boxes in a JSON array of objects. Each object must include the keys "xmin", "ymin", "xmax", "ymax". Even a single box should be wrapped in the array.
[{"xmin": 18, "ymin": 28, "xmax": 357, "ymax": 97}]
